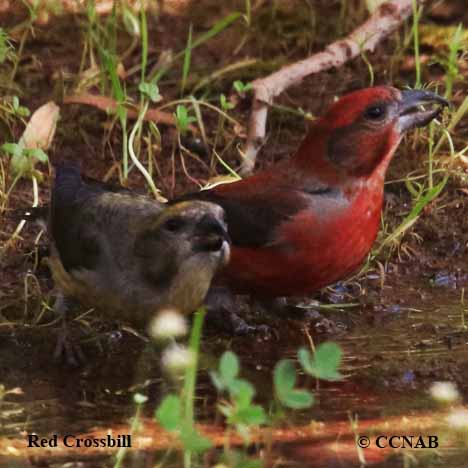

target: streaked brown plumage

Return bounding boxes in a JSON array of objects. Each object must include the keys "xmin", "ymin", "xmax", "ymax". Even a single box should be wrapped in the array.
[
  {"xmin": 47, "ymin": 164, "xmax": 230, "ymax": 323},
  {"xmin": 15, "ymin": 164, "xmax": 231, "ymax": 362}
]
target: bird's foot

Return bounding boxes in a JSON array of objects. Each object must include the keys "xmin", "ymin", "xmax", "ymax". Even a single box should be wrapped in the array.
[
  {"xmin": 205, "ymin": 306, "xmax": 274, "ymax": 337},
  {"xmin": 53, "ymin": 325, "xmax": 85, "ymax": 367},
  {"xmin": 204, "ymin": 287, "xmax": 277, "ymax": 337},
  {"xmin": 228, "ymin": 312, "xmax": 273, "ymax": 336},
  {"xmin": 52, "ymin": 293, "xmax": 85, "ymax": 366}
]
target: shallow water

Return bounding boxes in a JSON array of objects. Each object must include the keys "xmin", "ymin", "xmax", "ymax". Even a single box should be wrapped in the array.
[{"xmin": 1, "ymin": 275, "xmax": 468, "ymax": 467}]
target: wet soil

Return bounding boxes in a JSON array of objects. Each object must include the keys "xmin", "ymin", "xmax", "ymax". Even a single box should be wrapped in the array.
[{"xmin": 1, "ymin": 276, "xmax": 468, "ymax": 467}]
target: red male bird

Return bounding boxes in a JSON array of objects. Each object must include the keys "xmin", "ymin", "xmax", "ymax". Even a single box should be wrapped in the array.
[{"xmin": 177, "ymin": 87, "xmax": 447, "ymax": 297}]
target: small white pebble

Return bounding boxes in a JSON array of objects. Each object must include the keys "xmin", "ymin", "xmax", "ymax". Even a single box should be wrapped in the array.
[
  {"xmin": 149, "ymin": 308, "xmax": 188, "ymax": 341},
  {"xmin": 429, "ymin": 381, "xmax": 460, "ymax": 403}
]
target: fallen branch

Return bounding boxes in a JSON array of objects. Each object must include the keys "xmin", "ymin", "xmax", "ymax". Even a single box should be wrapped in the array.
[
  {"xmin": 63, "ymin": 94, "xmax": 196, "ymax": 132},
  {"xmin": 241, "ymin": 0, "xmax": 421, "ymax": 174}
]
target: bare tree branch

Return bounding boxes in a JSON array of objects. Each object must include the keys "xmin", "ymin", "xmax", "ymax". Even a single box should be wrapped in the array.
[
  {"xmin": 240, "ymin": 0, "xmax": 421, "ymax": 174},
  {"xmin": 64, "ymin": 94, "xmax": 177, "ymax": 126}
]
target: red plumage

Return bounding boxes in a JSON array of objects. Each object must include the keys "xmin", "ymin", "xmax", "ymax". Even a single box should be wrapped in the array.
[{"xmin": 179, "ymin": 86, "xmax": 447, "ymax": 297}]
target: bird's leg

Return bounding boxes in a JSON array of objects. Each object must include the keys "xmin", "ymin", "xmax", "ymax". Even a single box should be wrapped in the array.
[
  {"xmin": 53, "ymin": 292, "xmax": 85, "ymax": 366},
  {"xmin": 204, "ymin": 287, "xmax": 269, "ymax": 335},
  {"xmin": 253, "ymin": 295, "xmax": 323, "ymax": 322},
  {"xmin": 250, "ymin": 296, "xmax": 288, "ymax": 318},
  {"xmin": 252, "ymin": 296, "xmax": 343, "ymax": 335}
]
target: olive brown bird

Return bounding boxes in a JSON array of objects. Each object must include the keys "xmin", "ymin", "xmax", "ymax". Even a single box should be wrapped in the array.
[
  {"xmin": 23, "ymin": 164, "xmax": 230, "ymax": 361},
  {"xmin": 48, "ymin": 164, "xmax": 230, "ymax": 319},
  {"xmin": 176, "ymin": 86, "xmax": 448, "ymax": 297}
]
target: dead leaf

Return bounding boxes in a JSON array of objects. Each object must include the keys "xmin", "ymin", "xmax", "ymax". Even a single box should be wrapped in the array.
[{"xmin": 20, "ymin": 101, "xmax": 60, "ymax": 150}]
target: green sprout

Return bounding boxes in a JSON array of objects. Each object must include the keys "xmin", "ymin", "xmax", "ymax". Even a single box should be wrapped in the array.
[
  {"xmin": 233, "ymin": 80, "xmax": 253, "ymax": 95},
  {"xmin": 220, "ymin": 94, "xmax": 235, "ymax": 111},
  {"xmin": 298, "ymin": 342, "xmax": 343, "ymax": 381},
  {"xmin": 211, "ymin": 351, "xmax": 267, "ymax": 442},
  {"xmin": 175, "ymin": 104, "xmax": 197, "ymax": 136},
  {"xmin": 2, "ymin": 142, "xmax": 48, "ymax": 180},
  {"xmin": 274, "ymin": 359, "xmax": 314, "ymax": 409},
  {"xmin": 138, "ymin": 82, "xmax": 162, "ymax": 103}
]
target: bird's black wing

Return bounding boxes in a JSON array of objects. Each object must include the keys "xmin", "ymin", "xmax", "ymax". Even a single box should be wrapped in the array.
[
  {"xmin": 174, "ymin": 182, "xmax": 335, "ymax": 248},
  {"xmin": 50, "ymin": 163, "xmax": 104, "ymax": 272},
  {"xmin": 51, "ymin": 163, "xmax": 163, "ymax": 273}
]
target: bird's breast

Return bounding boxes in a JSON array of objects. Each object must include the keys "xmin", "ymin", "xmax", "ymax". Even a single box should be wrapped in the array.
[{"xmin": 223, "ymin": 185, "xmax": 384, "ymax": 296}]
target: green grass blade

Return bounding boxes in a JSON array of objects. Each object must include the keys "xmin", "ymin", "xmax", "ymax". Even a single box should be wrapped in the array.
[
  {"xmin": 380, "ymin": 177, "xmax": 448, "ymax": 250},
  {"xmin": 181, "ymin": 24, "xmax": 193, "ymax": 96},
  {"xmin": 152, "ymin": 12, "xmax": 241, "ymax": 83},
  {"xmin": 140, "ymin": 6, "xmax": 148, "ymax": 83},
  {"xmin": 191, "ymin": 12, "xmax": 241, "ymax": 49}
]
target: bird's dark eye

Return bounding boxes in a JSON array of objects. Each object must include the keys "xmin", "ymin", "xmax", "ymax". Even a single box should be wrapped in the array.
[
  {"xmin": 164, "ymin": 217, "xmax": 185, "ymax": 232},
  {"xmin": 364, "ymin": 104, "xmax": 386, "ymax": 120}
]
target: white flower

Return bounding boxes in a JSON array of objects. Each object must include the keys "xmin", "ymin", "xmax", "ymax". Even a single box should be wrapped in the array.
[
  {"xmin": 429, "ymin": 381, "xmax": 459, "ymax": 403},
  {"xmin": 133, "ymin": 393, "xmax": 148, "ymax": 405},
  {"xmin": 447, "ymin": 409, "xmax": 468, "ymax": 431},
  {"xmin": 149, "ymin": 308, "xmax": 188, "ymax": 341},
  {"xmin": 161, "ymin": 344, "xmax": 194, "ymax": 375}
]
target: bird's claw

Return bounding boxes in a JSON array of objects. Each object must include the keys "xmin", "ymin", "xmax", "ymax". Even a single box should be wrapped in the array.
[
  {"xmin": 232, "ymin": 320, "xmax": 277, "ymax": 340},
  {"xmin": 229, "ymin": 314, "xmax": 256, "ymax": 335},
  {"xmin": 53, "ymin": 327, "xmax": 85, "ymax": 367}
]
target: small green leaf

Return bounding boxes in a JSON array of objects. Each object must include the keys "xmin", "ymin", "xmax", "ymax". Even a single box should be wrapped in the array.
[
  {"xmin": 280, "ymin": 389, "xmax": 314, "ymax": 409},
  {"xmin": 220, "ymin": 351, "xmax": 239, "ymax": 385},
  {"xmin": 176, "ymin": 104, "xmax": 188, "ymax": 121},
  {"xmin": 274, "ymin": 359, "xmax": 296, "ymax": 396},
  {"xmin": 233, "ymin": 80, "xmax": 252, "ymax": 94},
  {"xmin": 233, "ymin": 404, "xmax": 266, "ymax": 425},
  {"xmin": 220, "ymin": 94, "xmax": 234, "ymax": 110},
  {"xmin": 274, "ymin": 359, "xmax": 314, "ymax": 409},
  {"xmin": 155, "ymin": 394, "xmax": 181, "ymax": 432},
  {"xmin": 298, "ymin": 342, "xmax": 343, "ymax": 381},
  {"xmin": 10, "ymin": 152, "xmax": 30, "ymax": 176},
  {"xmin": 25, "ymin": 148, "xmax": 49, "ymax": 163},
  {"xmin": 228, "ymin": 379, "xmax": 254, "ymax": 409},
  {"xmin": 298, "ymin": 349, "xmax": 314, "ymax": 375},
  {"xmin": 209, "ymin": 370, "xmax": 224, "ymax": 391},
  {"xmin": 139, "ymin": 82, "xmax": 162, "ymax": 102},
  {"xmin": 175, "ymin": 104, "xmax": 197, "ymax": 135},
  {"xmin": 16, "ymin": 106, "xmax": 31, "ymax": 117},
  {"xmin": 2, "ymin": 142, "xmax": 23, "ymax": 157},
  {"xmin": 12, "ymin": 95, "xmax": 19, "ymax": 110},
  {"xmin": 179, "ymin": 425, "xmax": 212, "ymax": 453}
]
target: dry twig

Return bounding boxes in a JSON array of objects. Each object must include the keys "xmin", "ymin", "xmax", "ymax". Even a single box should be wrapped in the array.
[{"xmin": 63, "ymin": 94, "xmax": 196, "ymax": 132}]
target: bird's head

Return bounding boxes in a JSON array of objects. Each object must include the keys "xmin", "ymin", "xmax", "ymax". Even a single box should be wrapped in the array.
[
  {"xmin": 158, "ymin": 200, "xmax": 230, "ymax": 260},
  {"xmin": 297, "ymin": 86, "xmax": 448, "ymax": 180},
  {"xmin": 135, "ymin": 200, "xmax": 230, "ymax": 289}
]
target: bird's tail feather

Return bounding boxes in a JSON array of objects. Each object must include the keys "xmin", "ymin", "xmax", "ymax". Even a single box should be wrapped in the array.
[{"xmin": 53, "ymin": 162, "xmax": 84, "ymax": 208}]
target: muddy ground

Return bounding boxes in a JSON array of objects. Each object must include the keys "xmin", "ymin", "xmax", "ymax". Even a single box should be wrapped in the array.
[{"xmin": 0, "ymin": 0, "xmax": 467, "ymax": 466}]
